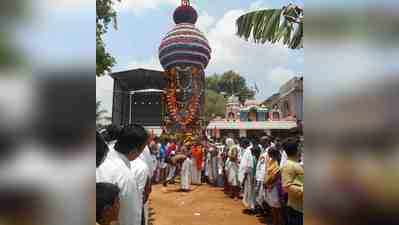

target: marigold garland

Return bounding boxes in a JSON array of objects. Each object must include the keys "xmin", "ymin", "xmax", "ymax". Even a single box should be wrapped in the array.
[{"xmin": 165, "ymin": 68, "xmax": 201, "ymax": 128}]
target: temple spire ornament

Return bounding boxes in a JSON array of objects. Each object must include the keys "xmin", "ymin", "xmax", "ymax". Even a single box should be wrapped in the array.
[
  {"xmin": 182, "ymin": 0, "xmax": 189, "ymax": 6},
  {"xmin": 173, "ymin": 0, "xmax": 198, "ymax": 24}
]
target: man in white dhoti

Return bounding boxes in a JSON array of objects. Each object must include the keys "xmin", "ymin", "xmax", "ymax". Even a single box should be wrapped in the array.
[
  {"xmin": 191, "ymin": 158, "xmax": 201, "ymax": 184},
  {"xmin": 211, "ymin": 147, "xmax": 219, "ymax": 185},
  {"xmin": 255, "ymin": 148, "xmax": 268, "ymax": 209},
  {"xmin": 226, "ymin": 145, "xmax": 240, "ymax": 199},
  {"xmin": 96, "ymin": 124, "xmax": 149, "ymax": 225},
  {"xmin": 181, "ymin": 154, "xmax": 192, "ymax": 191},
  {"xmin": 238, "ymin": 139, "xmax": 256, "ymax": 212},
  {"xmin": 216, "ymin": 146, "xmax": 226, "ymax": 187},
  {"xmin": 205, "ymin": 148, "xmax": 211, "ymax": 183},
  {"xmin": 206, "ymin": 144, "xmax": 218, "ymax": 185},
  {"xmin": 253, "ymin": 137, "xmax": 272, "ymax": 209}
]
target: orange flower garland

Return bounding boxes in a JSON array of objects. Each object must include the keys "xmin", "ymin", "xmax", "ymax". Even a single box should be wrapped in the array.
[{"xmin": 165, "ymin": 68, "xmax": 201, "ymax": 128}]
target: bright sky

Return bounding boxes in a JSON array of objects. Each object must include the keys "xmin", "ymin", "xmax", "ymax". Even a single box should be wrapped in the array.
[
  {"xmin": 21, "ymin": 0, "xmax": 304, "ymax": 115},
  {"xmin": 21, "ymin": 0, "xmax": 397, "ymax": 117}
]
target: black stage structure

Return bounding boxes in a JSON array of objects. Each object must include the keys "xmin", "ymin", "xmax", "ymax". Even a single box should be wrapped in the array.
[{"xmin": 111, "ymin": 68, "xmax": 167, "ymax": 129}]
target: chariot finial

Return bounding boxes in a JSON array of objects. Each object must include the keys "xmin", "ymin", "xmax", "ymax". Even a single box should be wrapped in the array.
[{"xmin": 182, "ymin": 0, "xmax": 190, "ymax": 6}]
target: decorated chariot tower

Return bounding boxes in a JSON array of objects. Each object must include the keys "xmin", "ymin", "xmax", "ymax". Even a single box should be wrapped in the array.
[{"xmin": 159, "ymin": 0, "xmax": 211, "ymax": 138}]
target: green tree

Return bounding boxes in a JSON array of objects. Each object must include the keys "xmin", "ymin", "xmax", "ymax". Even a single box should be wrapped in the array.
[
  {"xmin": 96, "ymin": 0, "xmax": 120, "ymax": 76},
  {"xmin": 206, "ymin": 71, "xmax": 255, "ymax": 102},
  {"xmin": 204, "ymin": 90, "xmax": 226, "ymax": 124},
  {"xmin": 0, "ymin": 0, "xmax": 26, "ymax": 70},
  {"xmin": 236, "ymin": 3, "xmax": 303, "ymax": 49},
  {"xmin": 205, "ymin": 73, "xmax": 221, "ymax": 92},
  {"xmin": 96, "ymin": 100, "xmax": 111, "ymax": 129}
]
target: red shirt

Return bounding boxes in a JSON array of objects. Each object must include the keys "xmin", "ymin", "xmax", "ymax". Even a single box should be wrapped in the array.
[{"xmin": 191, "ymin": 145, "xmax": 203, "ymax": 169}]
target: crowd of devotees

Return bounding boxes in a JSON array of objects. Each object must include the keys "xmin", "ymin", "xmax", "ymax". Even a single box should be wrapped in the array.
[{"xmin": 96, "ymin": 124, "xmax": 304, "ymax": 225}]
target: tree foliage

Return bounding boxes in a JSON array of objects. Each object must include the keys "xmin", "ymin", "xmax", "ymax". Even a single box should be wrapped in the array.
[
  {"xmin": 0, "ymin": 0, "xmax": 26, "ymax": 69},
  {"xmin": 206, "ymin": 70, "xmax": 255, "ymax": 102},
  {"xmin": 204, "ymin": 90, "xmax": 226, "ymax": 124},
  {"xmin": 96, "ymin": 0, "xmax": 120, "ymax": 76},
  {"xmin": 96, "ymin": 100, "xmax": 111, "ymax": 129},
  {"xmin": 236, "ymin": 3, "xmax": 303, "ymax": 49}
]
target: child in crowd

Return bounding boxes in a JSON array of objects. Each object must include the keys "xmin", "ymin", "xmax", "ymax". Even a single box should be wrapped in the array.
[{"xmin": 96, "ymin": 183, "xmax": 120, "ymax": 225}]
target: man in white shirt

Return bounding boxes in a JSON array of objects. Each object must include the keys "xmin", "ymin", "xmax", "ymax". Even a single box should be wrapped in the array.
[
  {"xmin": 131, "ymin": 157, "xmax": 151, "ymax": 225},
  {"xmin": 97, "ymin": 150, "xmax": 143, "ymax": 225},
  {"xmin": 139, "ymin": 144, "xmax": 155, "ymax": 178},
  {"xmin": 96, "ymin": 124, "xmax": 149, "ymax": 225},
  {"xmin": 277, "ymin": 142, "xmax": 288, "ymax": 168}
]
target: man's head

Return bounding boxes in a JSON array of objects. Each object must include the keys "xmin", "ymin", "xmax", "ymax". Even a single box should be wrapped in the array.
[
  {"xmin": 96, "ymin": 131, "xmax": 109, "ymax": 168},
  {"xmin": 284, "ymin": 141, "xmax": 300, "ymax": 159},
  {"xmin": 260, "ymin": 136, "xmax": 270, "ymax": 147},
  {"xmin": 149, "ymin": 140, "xmax": 159, "ymax": 154},
  {"xmin": 241, "ymin": 138, "xmax": 251, "ymax": 148},
  {"xmin": 96, "ymin": 183, "xmax": 120, "ymax": 225},
  {"xmin": 268, "ymin": 147, "xmax": 282, "ymax": 164},
  {"xmin": 113, "ymin": 124, "xmax": 149, "ymax": 161},
  {"xmin": 251, "ymin": 145, "xmax": 261, "ymax": 160},
  {"xmin": 102, "ymin": 124, "xmax": 122, "ymax": 143},
  {"xmin": 225, "ymin": 137, "xmax": 235, "ymax": 148}
]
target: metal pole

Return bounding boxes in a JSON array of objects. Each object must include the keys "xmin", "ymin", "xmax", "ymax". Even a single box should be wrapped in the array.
[{"xmin": 129, "ymin": 93, "xmax": 132, "ymax": 124}]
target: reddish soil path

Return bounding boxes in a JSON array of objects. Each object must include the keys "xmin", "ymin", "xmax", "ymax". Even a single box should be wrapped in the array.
[{"xmin": 149, "ymin": 184, "xmax": 267, "ymax": 225}]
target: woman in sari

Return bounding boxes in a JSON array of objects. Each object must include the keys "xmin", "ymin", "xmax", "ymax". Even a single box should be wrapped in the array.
[{"xmin": 265, "ymin": 147, "xmax": 285, "ymax": 225}]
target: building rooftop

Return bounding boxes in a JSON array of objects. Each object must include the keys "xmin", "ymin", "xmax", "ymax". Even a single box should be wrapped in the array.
[
  {"xmin": 111, "ymin": 68, "xmax": 166, "ymax": 91},
  {"xmin": 207, "ymin": 120, "xmax": 297, "ymax": 130},
  {"xmin": 244, "ymin": 99, "xmax": 263, "ymax": 106},
  {"xmin": 227, "ymin": 95, "xmax": 239, "ymax": 104}
]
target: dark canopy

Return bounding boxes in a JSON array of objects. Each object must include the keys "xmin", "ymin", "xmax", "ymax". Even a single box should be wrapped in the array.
[{"xmin": 111, "ymin": 68, "xmax": 167, "ymax": 126}]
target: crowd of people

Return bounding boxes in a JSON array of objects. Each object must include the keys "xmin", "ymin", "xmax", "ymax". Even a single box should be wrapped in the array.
[
  {"xmin": 95, "ymin": 123, "xmax": 304, "ymax": 225},
  {"xmin": 96, "ymin": 124, "xmax": 155, "ymax": 225}
]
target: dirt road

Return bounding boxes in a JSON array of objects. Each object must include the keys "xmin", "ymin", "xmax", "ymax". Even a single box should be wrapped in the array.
[{"xmin": 149, "ymin": 183, "xmax": 268, "ymax": 225}]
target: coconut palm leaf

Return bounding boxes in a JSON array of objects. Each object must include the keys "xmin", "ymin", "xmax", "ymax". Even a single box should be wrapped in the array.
[
  {"xmin": 289, "ymin": 21, "xmax": 303, "ymax": 49},
  {"xmin": 261, "ymin": 9, "xmax": 282, "ymax": 43},
  {"xmin": 273, "ymin": 18, "xmax": 288, "ymax": 43},
  {"xmin": 283, "ymin": 23, "xmax": 293, "ymax": 45},
  {"xmin": 253, "ymin": 10, "xmax": 274, "ymax": 43},
  {"xmin": 236, "ymin": 4, "xmax": 303, "ymax": 50}
]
